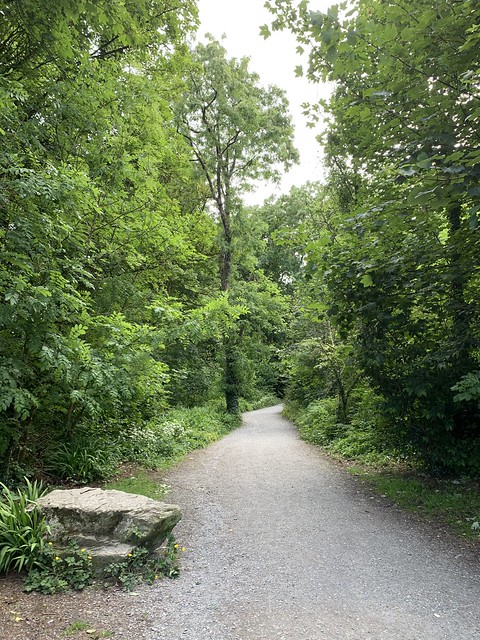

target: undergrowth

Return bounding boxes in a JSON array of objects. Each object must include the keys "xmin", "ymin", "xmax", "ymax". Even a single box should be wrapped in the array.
[
  {"xmin": 349, "ymin": 467, "xmax": 480, "ymax": 539},
  {"xmin": 287, "ymin": 395, "xmax": 480, "ymax": 542},
  {"xmin": 36, "ymin": 403, "xmax": 242, "ymax": 485},
  {"xmin": 0, "ymin": 479, "xmax": 49, "ymax": 573}
]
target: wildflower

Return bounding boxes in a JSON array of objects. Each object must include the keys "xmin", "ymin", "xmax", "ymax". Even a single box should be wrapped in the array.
[
  {"xmin": 181, "ymin": 547, "xmax": 186, "ymax": 553},
  {"xmin": 173, "ymin": 544, "xmax": 179, "ymax": 549},
  {"xmin": 154, "ymin": 575, "xmax": 159, "ymax": 580},
  {"xmin": 48, "ymin": 541, "xmax": 53, "ymax": 546},
  {"xmin": 88, "ymin": 556, "xmax": 92, "ymax": 561},
  {"xmin": 128, "ymin": 553, "xmax": 133, "ymax": 557},
  {"xmin": 55, "ymin": 556, "xmax": 61, "ymax": 561},
  {"xmin": 81, "ymin": 548, "xmax": 86, "ymax": 553}
]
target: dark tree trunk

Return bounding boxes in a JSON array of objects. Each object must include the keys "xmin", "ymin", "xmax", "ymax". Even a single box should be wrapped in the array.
[
  {"xmin": 219, "ymin": 202, "xmax": 240, "ymax": 414},
  {"xmin": 224, "ymin": 337, "xmax": 240, "ymax": 414},
  {"xmin": 448, "ymin": 204, "xmax": 476, "ymax": 437}
]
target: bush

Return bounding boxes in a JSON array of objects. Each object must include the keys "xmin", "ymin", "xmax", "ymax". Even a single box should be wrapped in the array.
[
  {"xmin": 295, "ymin": 398, "xmax": 347, "ymax": 446},
  {"xmin": 0, "ymin": 478, "xmax": 49, "ymax": 573},
  {"xmin": 239, "ymin": 393, "xmax": 279, "ymax": 412},
  {"xmin": 44, "ymin": 436, "xmax": 118, "ymax": 483},
  {"xmin": 328, "ymin": 427, "xmax": 394, "ymax": 464},
  {"xmin": 289, "ymin": 387, "xmax": 411, "ymax": 466},
  {"xmin": 108, "ymin": 403, "xmax": 241, "ymax": 469}
]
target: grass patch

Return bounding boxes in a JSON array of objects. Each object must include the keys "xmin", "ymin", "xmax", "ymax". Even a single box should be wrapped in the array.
[
  {"xmin": 104, "ymin": 468, "xmax": 168, "ymax": 500},
  {"xmin": 64, "ymin": 621, "xmax": 90, "ymax": 635},
  {"xmin": 348, "ymin": 466, "xmax": 480, "ymax": 539},
  {"xmin": 64, "ymin": 621, "xmax": 112, "ymax": 638}
]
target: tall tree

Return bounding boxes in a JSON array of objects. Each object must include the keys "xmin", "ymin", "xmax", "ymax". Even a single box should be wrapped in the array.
[
  {"xmin": 266, "ymin": 0, "xmax": 480, "ymax": 471},
  {"xmin": 176, "ymin": 38, "xmax": 298, "ymax": 412},
  {"xmin": 0, "ymin": 0, "xmax": 206, "ymax": 475}
]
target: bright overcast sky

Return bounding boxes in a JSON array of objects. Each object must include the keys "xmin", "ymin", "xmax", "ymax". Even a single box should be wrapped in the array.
[{"xmin": 196, "ymin": 0, "xmax": 334, "ymax": 204}]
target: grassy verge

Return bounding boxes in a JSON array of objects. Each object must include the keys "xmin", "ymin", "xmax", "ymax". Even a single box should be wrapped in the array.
[
  {"xmin": 348, "ymin": 466, "xmax": 480, "ymax": 540},
  {"xmin": 285, "ymin": 399, "xmax": 480, "ymax": 543},
  {"xmin": 104, "ymin": 467, "xmax": 169, "ymax": 500},
  {"xmin": 101, "ymin": 404, "xmax": 242, "ymax": 499}
]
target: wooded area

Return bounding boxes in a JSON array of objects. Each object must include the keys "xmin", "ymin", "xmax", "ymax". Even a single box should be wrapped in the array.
[{"xmin": 1, "ymin": 0, "xmax": 479, "ymax": 486}]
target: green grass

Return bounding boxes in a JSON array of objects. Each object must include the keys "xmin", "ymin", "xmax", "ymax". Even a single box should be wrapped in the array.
[
  {"xmin": 64, "ymin": 621, "xmax": 112, "ymax": 638},
  {"xmin": 64, "ymin": 621, "xmax": 90, "ymax": 635},
  {"xmin": 348, "ymin": 466, "xmax": 480, "ymax": 539},
  {"xmin": 286, "ymin": 400, "xmax": 480, "ymax": 543},
  {"xmin": 104, "ymin": 469, "xmax": 168, "ymax": 500}
]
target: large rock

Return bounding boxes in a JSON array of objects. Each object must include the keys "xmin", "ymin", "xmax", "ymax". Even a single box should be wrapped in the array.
[{"xmin": 37, "ymin": 487, "xmax": 182, "ymax": 573}]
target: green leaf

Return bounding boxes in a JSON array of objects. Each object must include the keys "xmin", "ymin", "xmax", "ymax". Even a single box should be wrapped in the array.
[
  {"xmin": 259, "ymin": 24, "xmax": 271, "ymax": 39},
  {"xmin": 360, "ymin": 274, "xmax": 373, "ymax": 287}
]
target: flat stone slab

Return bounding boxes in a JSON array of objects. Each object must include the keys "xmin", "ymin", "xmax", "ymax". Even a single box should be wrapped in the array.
[
  {"xmin": 58, "ymin": 540, "xmax": 135, "ymax": 574},
  {"xmin": 37, "ymin": 487, "xmax": 182, "ymax": 573}
]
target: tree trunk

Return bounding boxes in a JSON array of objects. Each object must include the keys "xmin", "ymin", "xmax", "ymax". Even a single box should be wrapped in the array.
[
  {"xmin": 219, "ymin": 203, "xmax": 240, "ymax": 414},
  {"xmin": 448, "ymin": 204, "xmax": 475, "ymax": 437},
  {"xmin": 224, "ymin": 337, "xmax": 240, "ymax": 414}
]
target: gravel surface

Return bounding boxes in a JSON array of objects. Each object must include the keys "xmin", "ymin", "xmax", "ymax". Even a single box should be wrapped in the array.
[
  {"xmin": 2, "ymin": 405, "xmax": 479, "ymax": 640},
  {"xmin": 144, "ymin": 405, "xmax": 480, "ymax": 640}
]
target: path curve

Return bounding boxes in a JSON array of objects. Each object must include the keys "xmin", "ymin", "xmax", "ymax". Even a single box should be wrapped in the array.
[{"xmin": 143, "ymin": 405, "xmax": 480, "ymax": 639}]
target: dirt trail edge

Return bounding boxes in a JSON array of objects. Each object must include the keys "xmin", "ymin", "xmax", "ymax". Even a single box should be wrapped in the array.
[{"xmin": 143, "ymin": 405, "xmax": 480, "ymax": 640}]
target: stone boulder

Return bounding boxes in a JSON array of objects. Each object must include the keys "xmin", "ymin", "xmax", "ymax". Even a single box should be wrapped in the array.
[{"xmin": 37, "ymin": 487, "xmax": 181, "ymax": 573}]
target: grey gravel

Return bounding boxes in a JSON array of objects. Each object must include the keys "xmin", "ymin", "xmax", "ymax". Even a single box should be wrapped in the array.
[{"xmin": 141, "ymin": 405, "xmax": 480, "ymax": 639}]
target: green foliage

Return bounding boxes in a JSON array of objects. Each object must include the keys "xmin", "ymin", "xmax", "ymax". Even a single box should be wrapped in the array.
[
  {"xmin": 0, "ymin": 0, "xmax": 229, "ymax": 479},
  {"xmin": 24, "ymin": 541, "xmax": 93, "ymax": 594},
  {"xmin": 266, "ymin": 0, "xmax": 480, "ymax": 474},
  {"xmin": 290, "ymin": 387, "xmax": 408, "ymax": 466},
  {"xmin": 45, "ymin": 437, "xmax": 117, "ymax": 484},
  {"xmin": 452, "ymin": 372, "xmax": 480, "ymax": 404},
  {"xmin": 176, "ymin": 37, "xmax": 298, "ymax": 413},
  {"xmin": 295, "ymin": 398, "xmax": 345, "ymax": 446},
  {"xmin": 153, "ymin": 405, "xmax": 241, "ymax": 460},
  {"xmin": 350, "ymin": 470, "xmax": 480, "ymax": 539},
  {"xmin": 238, "ymin": 393, "xmax": 280, "ymax": 412},
  {"xmin": 107, "ymin": 404, "xmax": 241, "ymax": 471},
  {"xmin": 104, "ymin": 536, "xmax": 181, "ymax": 590},
  {"xmin": 0, "ymin": 479, "xmax": 48, "ymax": 573}
]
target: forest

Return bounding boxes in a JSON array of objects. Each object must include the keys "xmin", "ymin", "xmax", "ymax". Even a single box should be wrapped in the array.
[{"xmin": 1, "ymin": 0, "xmax": 480, "ymax": 494}]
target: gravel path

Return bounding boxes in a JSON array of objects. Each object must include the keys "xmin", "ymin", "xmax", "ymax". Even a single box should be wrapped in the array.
[{"xmin": 142, "ymin": 405, "xmax": 480, "ymax": 639}]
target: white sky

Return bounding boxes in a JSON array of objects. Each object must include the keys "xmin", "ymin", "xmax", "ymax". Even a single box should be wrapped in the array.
[{"xmin": 196, "ymin": 0, "xmax": 334, "ymax": 204}]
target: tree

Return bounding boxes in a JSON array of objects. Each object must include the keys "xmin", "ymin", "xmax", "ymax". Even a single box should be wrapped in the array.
[
  {"xmin": 266, "ymin": 0, "xmax": 480, "ymax": 471},
  {"xmin": 0, "ymin": 0, "xmax": 210, "ymax": 475},
  {"xmin": 176, "ymin": 37, "xmax": 298, "ymax": 412}
]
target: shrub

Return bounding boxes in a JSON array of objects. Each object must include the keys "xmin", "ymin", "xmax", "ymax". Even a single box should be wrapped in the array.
[
  {"xmin": 239, "ymin": 393, "xmax": 279, "ymax": 412},
  {"xmin": 296, "ymin": 398, "xmax": 347, "ymax": 446},
  {"xmin": 109, "ymin": 403, "xmax": 241, "ymax": 469},
  {"xmin": 0, "ymin": 478, "xmax": 49, "ymax": 573},
  {"xmin": 45, "ymin": 436, "xmax": 117, "ymax": 483}
]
